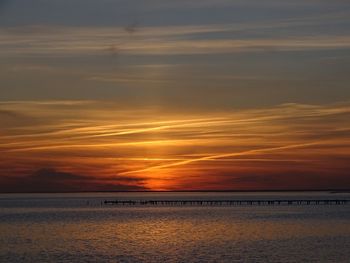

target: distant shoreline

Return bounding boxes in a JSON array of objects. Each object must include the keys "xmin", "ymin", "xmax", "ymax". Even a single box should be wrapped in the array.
[{"xmin": 0, "ymin": 189, "xmax": 350, "ymax": 194}]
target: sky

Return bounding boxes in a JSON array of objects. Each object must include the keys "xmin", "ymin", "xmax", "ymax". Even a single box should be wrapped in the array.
[{"xmin": 0, "ymin": 0, "xmax": 350, "ymax": 192}]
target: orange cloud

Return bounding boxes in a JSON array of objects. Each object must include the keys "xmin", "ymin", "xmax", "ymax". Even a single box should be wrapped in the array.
[{"xmin": 0, "ymin": 101, "xmax": 349, "ymax": 191}]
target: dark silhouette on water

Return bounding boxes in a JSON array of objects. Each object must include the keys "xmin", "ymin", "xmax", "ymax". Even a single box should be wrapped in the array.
[{"xmin": 104, "ymin": 199, "xmax": 349, "ymax": 206}]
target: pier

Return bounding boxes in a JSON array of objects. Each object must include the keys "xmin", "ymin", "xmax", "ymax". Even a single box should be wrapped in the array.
[{"xmin": 103, "ymin": 199, "xmax": 349, "ymax": 206}]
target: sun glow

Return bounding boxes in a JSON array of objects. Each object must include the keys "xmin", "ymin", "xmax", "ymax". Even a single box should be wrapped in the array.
[{"xmin": 1, "ymin": 101, "xmax": 350, "ymax": 191}]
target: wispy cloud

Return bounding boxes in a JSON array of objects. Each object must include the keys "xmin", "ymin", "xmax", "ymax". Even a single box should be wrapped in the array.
[
  {"xmin": 0, "ymin": 101, "xmax": 349, "ymax": 190},
  {"xmin": 1, "ymin": 20, "xmax": 349, "ymax": 57}
]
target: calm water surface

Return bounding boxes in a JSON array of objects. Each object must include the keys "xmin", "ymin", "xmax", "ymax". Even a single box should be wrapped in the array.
[{"xmin": 0, "ymin": 192, "xmax": 349, "ymax": 262}]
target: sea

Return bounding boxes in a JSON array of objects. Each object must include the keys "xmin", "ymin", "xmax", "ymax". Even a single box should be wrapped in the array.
[{"xmin": 0, "ymin": 192, "xmax": 349, "ymax": 263}]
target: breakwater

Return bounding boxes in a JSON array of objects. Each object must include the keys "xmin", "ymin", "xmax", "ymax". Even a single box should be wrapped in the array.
[{"xmin": 104, "ymin": 199, "xmax": 349, "ymax": 206}]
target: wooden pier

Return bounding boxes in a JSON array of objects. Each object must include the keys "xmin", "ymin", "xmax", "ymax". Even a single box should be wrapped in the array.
[{"xmin": 103, "ymin": 199, "xmax": 349, "ymax": 206}]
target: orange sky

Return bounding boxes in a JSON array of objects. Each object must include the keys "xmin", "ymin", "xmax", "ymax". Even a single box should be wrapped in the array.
[
  {"xmin": 1, "ymin": 101, "xmax": 349, "ymax": 192},
  {"xmin": 1, "ymin": 1, "xmax": 350, "ymax": 192}
]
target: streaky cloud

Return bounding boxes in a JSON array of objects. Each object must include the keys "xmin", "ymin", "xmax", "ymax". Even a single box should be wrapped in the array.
[{"xmin": 0, "ymin": 101, "xmax": 349, "ymax": 190}]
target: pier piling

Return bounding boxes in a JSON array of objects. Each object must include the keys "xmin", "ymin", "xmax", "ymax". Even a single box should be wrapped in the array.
[{"xmin": 103, "ymin": 199, "xmax": 349, "ymax": 206}]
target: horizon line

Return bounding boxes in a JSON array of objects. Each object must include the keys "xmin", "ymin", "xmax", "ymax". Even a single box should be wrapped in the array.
[{"xmin": 1, "ymin": 189, "xmax": 350, "ymax": 194}]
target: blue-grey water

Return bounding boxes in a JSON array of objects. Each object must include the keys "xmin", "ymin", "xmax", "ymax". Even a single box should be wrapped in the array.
[{"xmin": 0, "ymin": 192, "xmax": 350, "ymax": 263}]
